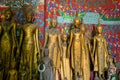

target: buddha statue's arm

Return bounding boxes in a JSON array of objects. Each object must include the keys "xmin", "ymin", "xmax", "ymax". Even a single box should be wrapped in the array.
[
  {"xmin": 58, "ymin": 30, "xmax": 62, "ymax": 54},
  {"xmin": 35, "ymin": 27, "xmax": 41, "ymax": 61},
  {"xmin": 11, "ymin": 22, "xmax": 17, "ymax": 58},
  {"xmin": 88, "ymin": 39, "xmax": 94, "ymax": 64},
  {"xmin": 42, "ymin": 30, "xmax": 48, "ymax": 57},
  {"xmin": 103, "ymin": 38, "xmax": 109, "ymax": 69},
  {"xmin": 104, "ymin": 38, "xmax": 109, "ymax": 55},
  {"xmin": 12, "ymin": 22, "xmax": 17, "ymax": 45},
  {"xmin": 16, "ymin": 27, "xmax": 23, "ymax": 58},
  {"xmin": 67, "ymin": 31, "xmax": 73, "ymax": 58},
  {"xmin": 92, "ymin": 37, "xmax": 96, "ymax": 59}
]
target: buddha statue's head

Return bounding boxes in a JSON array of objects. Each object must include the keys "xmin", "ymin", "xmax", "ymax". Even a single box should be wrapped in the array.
[
  {"xmin": 50, "ymin": 18, "xmax": 57, "ymax": 28},
  {"xmin": 11, "ymin": 61, "xmax": 16, "ymax": 69},
  {"xmin": 44, "ymin": 48, "xmax": 49, "ymax": 57},
  {"xmin": 4, "ymin": 8, "xmax": 13, "ymax": 21},
  {"xmin": 80, "ymin": 23, "xmax": 86, "ymax": 34},
  {"xmin": 26, "ymin": 11, "xmax": 34, "ymax": 23},
  {"xmin": 97, "ymin": 25, "xmax": 103, "ymax": 34},
  {"xmin": 62, "ymin": 33, "xmax": 68, "ymax": 42},
  {"xmin": 74, "ymin": 18, "xmax": 81, "ymax": 28}
]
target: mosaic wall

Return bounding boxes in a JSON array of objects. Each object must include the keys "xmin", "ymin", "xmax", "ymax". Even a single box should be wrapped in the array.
[{"xmin": 0, "ymin": 0, "xmax": 120, "ymax": 63}]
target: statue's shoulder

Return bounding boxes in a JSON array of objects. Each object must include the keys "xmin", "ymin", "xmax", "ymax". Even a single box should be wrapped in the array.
[
  {"xmin": 46, "ymin": 28, "xmax": 50, "ymax": 33},
  {"xmin": 56, "ymin": 28, "xmax": 60, "ymax": 33}
]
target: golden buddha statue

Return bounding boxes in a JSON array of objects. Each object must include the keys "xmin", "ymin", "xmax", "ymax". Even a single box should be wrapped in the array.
[
  {"xmin": 19, "ymin": 11, "xmax": 40, "ymax": 80},
  {"xmin": 7, "ymin": 61, "xmax": 18, "ymax": 80},
  {"xmin": 68, "ymin": 18, "xmax": 82, "ymax": 80},
  {"xmin": 61, "ymin": 31, "xmax": 72, "ymax": 80},
  {"xmin": 93, "ymin": 25, "xmax": 108, "ymax": 79},
  {"xmin": 0, "ymin": 8, "xmax": 17, "ymax": 79},
  {"xmin": 42, "ymin": 18, "xmax": 61, "ymax": 80},
  {"xmin": 80, "ymin": 23, "xmax": 92, "ymax": 80},
  {"xmin": 19, "ymin": 65, "xmax": 28, "ymax": 80}
]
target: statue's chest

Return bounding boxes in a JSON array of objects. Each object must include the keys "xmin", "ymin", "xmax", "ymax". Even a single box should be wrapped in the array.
[
  {"xmin": 73, "ymin": 30, "xmax": 80, "ymax": 38},
  {"xmin": 10, "ymin": 71, "xmax": 16, "ymax": 75},
  {"xmin": 23, "ymin": 25, "xmax": 35, "ymax": 34},
  {"xmin": 48, "ymin": 30, "xmax": 58, "ymax": 38},
  {"xmin": 96, "ymin": 37, "xmax": 104, "ymax": 43}
]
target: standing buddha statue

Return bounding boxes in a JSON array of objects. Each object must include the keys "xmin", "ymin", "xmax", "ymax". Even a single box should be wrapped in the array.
[
  {"xmin": 93, "ymin": 25, "xmax": 108, "ymax": 79},
  {"xmin": 68, "ymin": 18, "xmax": 82, "ymax": 80},
  {"xmin": 61, "ymin": 31, "xmax": 72, "ymax": 80},
  {"xmin": 20, "ymin": 11, "xmax": 40, "ymax": 80},
  {"xmin": 42, "ymin": 18, "xmax": 61, "ymax": 80},
  {"xmin": 0, "ymin": 8, "xmax": 17, "ymax": 80},
  {"xmin": 80, "ymin": 23, "xmax": 92, "ymax": 80},
  {"xmin": 7, "ymin": 61, "xmax": 18, "ymax": 80}
]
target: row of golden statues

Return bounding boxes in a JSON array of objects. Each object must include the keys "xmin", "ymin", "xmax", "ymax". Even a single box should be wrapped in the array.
[{"xmin": 0, "ymin": 8, "xmax": 116, "ymax": 80}]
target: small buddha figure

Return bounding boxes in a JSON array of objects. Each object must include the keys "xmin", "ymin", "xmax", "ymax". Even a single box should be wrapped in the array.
[
  {"xmin": 19, "ymin": 11, "xmax": 40, "ymax": 80},
  {"xmin": 7, "ymin": 61, "xmax": 18, "ymax": 80},
  {"xmin": 68, "ymin": 18, "xmax": 82, "ymax": 80},
  {"xmin": 80, "ymin": 23, "xmax": 92, "ymax": 80},
  {"xmin": 42, "ymin": 18, "xmax": 61, "ymax": 80},
  {"xmin": 61, "ymin": 31, "xmax": 72, "ymax": 80},
  {"xmin": 42, "ymin": 48, "xmax": 54, "ymax": 80},
  {"xmin": 107, "ymin": 55, "xmax": 118, "ymax": 80},
  {"xmin": 0, "ymin": 8, "xmax": 17, "ymax": 79},
  {"xmin": 32, "ymin": 68, "xmax": 38, "ymax": 80},
  {"xmin": 19, "ymin": 65, "xmax": 28, "ymax": 80},
  {"xmin": 92, "ymin": 25, "xmax": 109, "ymax": 79},
  {"xmin": 0, "ymin": 60, "xmax": 3, "ymax": 80}
]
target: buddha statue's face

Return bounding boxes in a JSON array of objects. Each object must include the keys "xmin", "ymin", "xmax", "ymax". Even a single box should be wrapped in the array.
[
  {"xmin": 80, "ymin": 25, "xmax": 86, "ymax": 34},
  {"xmin": 26, "ymin": 12, "xmax": 34, "ymax": 23},
  {"xmin": 62, "ymin": 34, "xmax": 67, "ymax": 42},
  {"xmin": 97, "ymin": 26, "xmax": 103, "ymax": 34},
  {"xmin": 4, "ymin": 10, "xmax": 12, "ymax": 21},
  {"xmin": 44, "ymin": 49, "xmax": 49, "ymax": 57},
  {"xmin": 74, "ymin": 18, "xmax": 80, "ymax": 28},
  {"xmin": 51, "ymin": 19, "xmax": 57, "ymax": 28}
]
